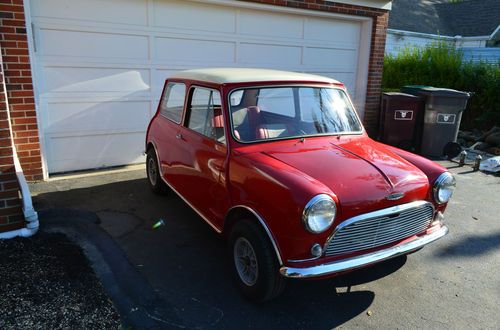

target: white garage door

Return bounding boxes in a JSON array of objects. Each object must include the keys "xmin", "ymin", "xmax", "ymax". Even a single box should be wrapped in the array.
[{"xmin": 28, "ymin": 0, "xmax": 372, "ymax": 174}]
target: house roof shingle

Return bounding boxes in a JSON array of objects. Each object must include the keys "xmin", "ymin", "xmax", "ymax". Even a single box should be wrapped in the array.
[{"xmin": 389, "ymin": 0, "xmax": 500, "ymax": 37}]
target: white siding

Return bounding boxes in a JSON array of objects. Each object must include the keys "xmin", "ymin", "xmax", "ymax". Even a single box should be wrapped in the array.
[
  {"xmin": 385, "ymin": 31, "xmax": 455, "ymax": 56},
  {"xmin": 386, "ymin": 30, "xmax": 489, "ymax": 56}
]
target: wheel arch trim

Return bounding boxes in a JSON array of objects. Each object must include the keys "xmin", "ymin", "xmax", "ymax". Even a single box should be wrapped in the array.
[{"xmin": 226, "ymin": 205, "xmax": 284, "ymax": 266}]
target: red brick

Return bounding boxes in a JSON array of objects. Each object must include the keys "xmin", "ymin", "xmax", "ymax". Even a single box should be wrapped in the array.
[
  {"xmin": 0, "ymin": 206, "xmax": 23, "ymax": 217},
  {"xmin": 12, "ymin": 117, "xmax": 36, "ymax": 125},
  {"xmin": 15, "ymin": 143, "xmax": 39, "ymax": 151},
  {"xmin": 6, "ymin": 63, "xmax": 30, "ymax": 70},
  {"xmin": 0, "ymin": 26, "xmax": 15, "ymax": 33},
  {"xmin": 0, "ymin": 221, "xmax": 24, "ymax": 231},
  {"xmin": 0, "ymin": 189, "xmax": 18, "ymax": 199},
  {"xmin": 6, "ymin": 198, "xmax": 20, "ymax": 207},
  {"xmin": 10, "ymin": 103, "xmax": 33, "ymax": 111},
  {"xmin": 4, "ymin": 47, "xmax": 28, "ymax": 55},
  {"xmin": 3, "ymin": 33, "xmax": 25, "ymax": 41},
  {"xmin": 2, "ymin": 19, "xmax": 26, "ymax": 27},
  {"xmin": 19, "ymin": 155, "xmax": 40, "ymax": 163},
  {"xmin": 4, "ymin": 69, "xmax": 20, "ymax": 76},
  {"xmin": 8, "ymin": 90, "xmax": 31, "ymax": 97},
  {"xmin": 0, "ymin": 4, "xmax": 23, "ymax": 12},
  {"xmin": 0, "ymin": 147, "xmax": 12, "ymax": 156},
  {"xmin": 12, "ymin": 11, "xmax": 23, "ymax": 20},
  {"xmin": 15, "ymin": 130, "xmax": 37, "ymax": 137}
]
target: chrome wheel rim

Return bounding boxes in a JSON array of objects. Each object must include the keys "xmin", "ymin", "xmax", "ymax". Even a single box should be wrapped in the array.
[
  {"xmin": 234, "ymin": 237, "xmax": 259, "ymax": 286},
  {"xmin": 148, "ymin": 157, "xmax": 158, "ymax": 186}
]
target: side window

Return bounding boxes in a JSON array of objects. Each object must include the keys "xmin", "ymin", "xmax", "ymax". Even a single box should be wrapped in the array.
[
  {"xmin": 187, "ymin": 88, "xmax": 225, "ymax": 144},
  {"xmin": 257, "ymin": 88, "xmax": 295, "ymax": 118},
  {"xmin": 160, "ymin": 83, "xmax": 186, "ymax": 123}
]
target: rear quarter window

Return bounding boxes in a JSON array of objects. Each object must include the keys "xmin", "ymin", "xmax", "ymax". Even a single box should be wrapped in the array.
[{"xmin": 160, "ymin": 82, "xmax": 186, "ymax": 123}]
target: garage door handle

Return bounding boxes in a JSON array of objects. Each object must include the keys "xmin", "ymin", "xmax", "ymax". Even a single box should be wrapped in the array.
[{"xmin": 176, "ymin": 133, "xmax": 182, "ymax": 139}]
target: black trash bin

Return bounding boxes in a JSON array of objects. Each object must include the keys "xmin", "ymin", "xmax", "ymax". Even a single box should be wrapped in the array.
[
  {"xmin": 379, "ymin": 92, "xmax": 424, "ymax": 152},
  {"xmin": 403, "ymin": 86, "xmax": 470, "ymax": 157}
]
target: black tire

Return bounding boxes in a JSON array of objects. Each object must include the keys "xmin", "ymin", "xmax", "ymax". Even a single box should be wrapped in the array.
[
  {"xmin": 228, "ymin": 219, "xmax": 286, "ymax": 302},
  {"xmin": 146, "ymin": 148, "xmax": 169, "ymax": 195}
]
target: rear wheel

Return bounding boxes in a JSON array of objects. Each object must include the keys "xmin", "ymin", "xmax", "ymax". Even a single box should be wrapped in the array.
[
  {"xmin": 228, "ymin": 219, "xmax": 286, "ymax": 302},
  {"xmin": 146, "ymin": 148, "xmax": 169, "ymax": 194}
]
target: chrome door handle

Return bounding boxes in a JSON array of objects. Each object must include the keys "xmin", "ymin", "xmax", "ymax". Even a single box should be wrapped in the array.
[{"xmin": 176, "ymin": 133, "xmax": 182, "ymax": 139}]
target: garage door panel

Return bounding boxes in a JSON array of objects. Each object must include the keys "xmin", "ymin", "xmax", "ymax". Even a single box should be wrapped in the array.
[
  {"xmin": 306, "ymin": 17, "xmax": 361, "ymax": 46},
  {"xmin": 239, "ymin": 10, "xmax": 304, "ymax": 39},
  {"xmin": 155, "ymin": 37, "xmax": 235, "ymax": 63},
  {"xmin": 40, "ymin": 29, "xmax": 149, "ymax": 60},
  {"xmin": 42, "ymin": 67, "xmax": 150, "ymax": 94},
  {"xmin": 30, "ymin": 0, "xmax": 148, "ymax": 26},
  {"xmin": 45, "ymin": 101, "xmax": 150, "ymax": 134},
  {"xmin": 238, "ymin": 43, "xmax": 302, "ymax": 65},
  {"xmin": 47, "ymin": 132, "xmax": 145, "ymax": 173},
  {"xmin": 303, "ymin": 47, "xmax": 358, "ymax": 69},
  {"xmin": 153, "ymin": 0, "xmax": 236, "ymax": 33}
]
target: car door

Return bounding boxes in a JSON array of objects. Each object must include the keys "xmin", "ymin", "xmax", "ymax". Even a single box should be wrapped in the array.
[
  {"xmin": 172, "ymin": 86, "xmax": 230, "ymax": 227},
  {"xmin": 154, "ymin": 81, "xmax": 187, "ymax": 181}
]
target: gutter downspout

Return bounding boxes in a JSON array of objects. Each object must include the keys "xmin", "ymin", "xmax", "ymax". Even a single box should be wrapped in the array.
[{"xmin": 0, "ymin": 151, "xmax": 39, "ymax": 239}]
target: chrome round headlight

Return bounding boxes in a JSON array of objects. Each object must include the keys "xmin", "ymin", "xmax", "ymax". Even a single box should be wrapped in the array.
[
  {"xmin": 302, "ymin": 194, "xmax": 336, "ymax": 234},
  {"xmin": 433, "ymin": 172, "xmax": 456, "ymax": 204}
]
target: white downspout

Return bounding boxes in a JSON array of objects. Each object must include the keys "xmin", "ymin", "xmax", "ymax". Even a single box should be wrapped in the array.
[{"xmin": 0, "ymin": 149, "xmax": 39, "ymax": 239}]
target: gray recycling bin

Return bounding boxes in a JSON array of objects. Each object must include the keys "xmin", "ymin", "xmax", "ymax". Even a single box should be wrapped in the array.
[{"xmin": 405, "ymin": 87, "xmax": 470, "ymax": 157}]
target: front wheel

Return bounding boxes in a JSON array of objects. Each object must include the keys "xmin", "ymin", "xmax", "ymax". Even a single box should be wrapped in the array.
[
  {"xmin": 146, "ymin": 148, "xmax": 169, "ymax": 195},
  {"xmin": 228, "ymin": 220, "xmax": 286, "ymax": 302}
]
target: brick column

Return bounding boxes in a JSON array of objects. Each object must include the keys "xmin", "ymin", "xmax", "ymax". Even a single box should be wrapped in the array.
[
  {"xmin": 364, "ymin": 12, "xmax": 389, "ymax": 137},
  {"xmin": 0, "ymin": 52, "xmax": 23, "ymax": 232},
  {"xmin": 0, "ymin": 0, "xmax": 43, "ymax": 181}
]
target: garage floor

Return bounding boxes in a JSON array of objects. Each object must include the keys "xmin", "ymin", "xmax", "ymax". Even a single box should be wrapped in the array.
[{"xmin": 29, "ymin": 161, "xmax": 500, "ymax": 329}]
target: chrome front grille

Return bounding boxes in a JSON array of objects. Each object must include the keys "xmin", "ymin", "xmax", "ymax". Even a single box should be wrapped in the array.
[{"xmin": 324, "ymin": 201, "xmax": 434, "ymax": 257}]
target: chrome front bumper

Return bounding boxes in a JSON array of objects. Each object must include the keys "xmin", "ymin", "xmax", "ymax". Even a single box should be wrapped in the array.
[{"xmin": 280, "ymin": 225, "xmax": 448, "ymax": 279}]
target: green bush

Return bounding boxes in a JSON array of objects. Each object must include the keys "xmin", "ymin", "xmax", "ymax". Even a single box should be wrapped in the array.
[{"xmin": 382, "ymin": 42, "xmax": 500, "ymax": 130}]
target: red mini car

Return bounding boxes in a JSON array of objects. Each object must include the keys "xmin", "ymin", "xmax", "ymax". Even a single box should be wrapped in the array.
[{"xmin": 146, "ymin": 68, "xmax": 455, "ymax": 301}]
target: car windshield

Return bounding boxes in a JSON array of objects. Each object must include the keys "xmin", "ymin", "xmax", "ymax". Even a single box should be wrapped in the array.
[{"xmin": 229, "ymin": 86, "xmax": 362, "ymax": 143}]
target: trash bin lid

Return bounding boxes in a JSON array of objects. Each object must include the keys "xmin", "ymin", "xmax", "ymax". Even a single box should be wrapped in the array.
[
  {"xmin": 402, "ymin": 85, "xmax": 432, "ymax": 89},
  {"xmin": 401, "ymin": 85, "xmax": 433, "ymax": 94},
  {"xmin": 416, "ymin": 87, "xmax": 470, "ymax": 99},
  {"xmin": 383, "ymin": 92, "xmax": 421, "ymax": 99}
]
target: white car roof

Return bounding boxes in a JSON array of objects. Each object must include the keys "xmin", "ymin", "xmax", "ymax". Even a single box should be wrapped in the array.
[{"xmin": 170, "ymin": 68, "xmax": 341, "ymax": 85}]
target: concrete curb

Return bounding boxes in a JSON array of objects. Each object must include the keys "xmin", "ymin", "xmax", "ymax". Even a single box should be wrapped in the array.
[{"xmin": 39, "ymin": 208, "xmax": 186, "ymax": 329}]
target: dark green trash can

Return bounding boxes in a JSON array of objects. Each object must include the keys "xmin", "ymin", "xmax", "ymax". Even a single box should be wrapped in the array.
[{"xmin": 403, "ymin": 86, "xmax": 470, "ymax": 157}]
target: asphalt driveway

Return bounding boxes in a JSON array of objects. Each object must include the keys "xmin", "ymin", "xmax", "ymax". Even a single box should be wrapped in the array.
[{"xmin": 30, "ymin": 161, "xmax": 500, "ymax": 329}]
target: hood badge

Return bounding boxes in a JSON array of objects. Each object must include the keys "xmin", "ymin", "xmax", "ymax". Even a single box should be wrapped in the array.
[{"xmin": 386, "ymin": 192, "xmax": 405, "ymax": 201}]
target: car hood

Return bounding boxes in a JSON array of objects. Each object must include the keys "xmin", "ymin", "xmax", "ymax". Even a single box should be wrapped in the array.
[{"xmin": 257, "ymin": 136, "xmax": 430, "ymax": 216}]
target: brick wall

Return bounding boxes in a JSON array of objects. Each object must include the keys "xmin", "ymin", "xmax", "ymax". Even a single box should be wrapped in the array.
[
  {"xmin": 240, "ymin": 0, "xmax": 389, "ymax": 135},
  {"xmin": 0, "ymin": 0, "xmax": 43, "ymax": 181},
  {"xmin": 364, "ymin": 12, "xmax": 389, "ymax": 136},
  {"xmin": 0, "ymin": 52, "xmax": 23, "ymax": 232}
]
